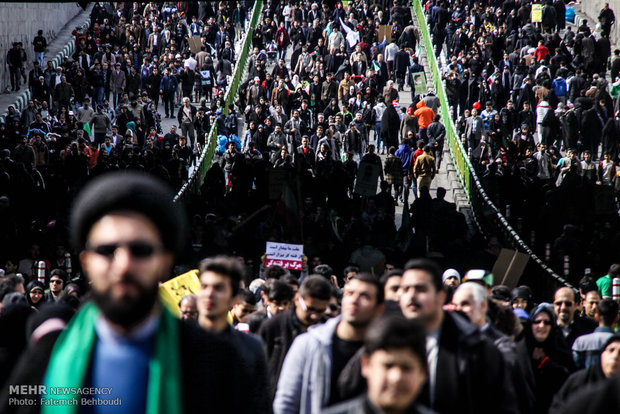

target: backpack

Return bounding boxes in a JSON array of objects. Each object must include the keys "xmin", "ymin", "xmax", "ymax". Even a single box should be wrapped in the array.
[{"xmin": 225, "ymin": 113, "xmax": 237, "ymax": 134}]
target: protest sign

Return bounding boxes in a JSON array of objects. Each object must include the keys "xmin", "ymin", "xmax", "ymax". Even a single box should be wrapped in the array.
[
  {"xmin": 159, "ymin": 269, "xmax": 200, "ymax": 314},
  {"xmin": 378, "ymin": 25, "xmax": 392, "ymax": 43},
  {"xmin": 531, "ymin": 4, "xmax": 542, "ymax": 23},
  {"xmin": 412, "ymin": 72, "xmax": 427, "ymax": 95},
  {"xmin": 354, "ymin": 161, "xmax": 381, "ymax": 196},
  {"xmin": 265, "ymin": 242, "xmax": 304, "ymax": 270}
]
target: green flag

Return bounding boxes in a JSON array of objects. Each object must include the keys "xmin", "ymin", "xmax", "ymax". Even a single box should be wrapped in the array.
[{"xmin": 82, "ymin": 122, "xmax": 91, "ymax": 139}]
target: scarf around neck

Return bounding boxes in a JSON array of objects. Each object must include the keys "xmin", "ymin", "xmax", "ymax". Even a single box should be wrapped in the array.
[{"xmin": 42, "ymin": 301, "xmax": 182, "ymax": 414}]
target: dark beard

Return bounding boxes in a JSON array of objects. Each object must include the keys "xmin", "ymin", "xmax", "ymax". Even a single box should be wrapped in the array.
[{"xmin": 91, "ymin": 281, "xmax": 159, "ymax": 328}]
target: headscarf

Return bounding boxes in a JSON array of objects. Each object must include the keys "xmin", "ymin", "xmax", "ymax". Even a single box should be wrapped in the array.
[
  {"xmin": 26, "ymin": 280, "xmax": 46, "ymax": 309},
  {"xmin": 525, "ymin": 303, "xmax": 575, "ymax": 371}
]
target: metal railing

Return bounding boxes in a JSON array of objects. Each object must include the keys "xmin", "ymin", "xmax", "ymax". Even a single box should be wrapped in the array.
[
  {"xmin": 173, "ymin": 0, "xmax": 263, "ymax": 202},
  {"xmin": 411, "ymin": 0, "xmax": 574, "ymax": 290}
]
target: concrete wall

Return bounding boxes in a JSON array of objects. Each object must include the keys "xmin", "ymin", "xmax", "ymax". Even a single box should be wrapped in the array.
[
  {"xmin": 580, "ymin": 0, "xmax": 620, "ymax": 46},
  {"xmin": 0, "ymin": 3, "xmax": 82, "ymax": 92}
]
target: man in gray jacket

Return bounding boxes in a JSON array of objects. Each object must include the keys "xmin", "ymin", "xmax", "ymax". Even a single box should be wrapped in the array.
[
  {"xmin": 464, "ymin": 108, "xmax": 484, "ymax": 152},
  {"xmin": 89, "ymin": 105, "xmax": 111, "ymax": 144},
  {"xmin": 109, "ymin": 63, "xmax": 126, "ymax": 108},
  {"xmin": 273, "ymin": 273, "xmax": 384, "ymax": 414}
]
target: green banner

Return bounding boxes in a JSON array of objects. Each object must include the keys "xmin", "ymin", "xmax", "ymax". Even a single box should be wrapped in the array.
[
  {"xmin": 410, "ymin": 0, "xmax": 571, "ymax": 288},
  {"xmin": 174, "ymin": 0, "xmax": 264, "ymax": 202},
  {"xmin": 410, "ymin": 0, "xmax": 470, "ymax": 195}
]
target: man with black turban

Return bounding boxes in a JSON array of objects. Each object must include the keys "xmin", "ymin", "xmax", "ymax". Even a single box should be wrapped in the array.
[{"xmin": 1, "ymin": 171, "xmax": 250, "ymax": 414}]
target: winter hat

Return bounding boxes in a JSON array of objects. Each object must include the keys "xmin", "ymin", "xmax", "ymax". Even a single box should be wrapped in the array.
[
  {"xmin": 602, "ymin": 333, "xmax": 620, "ymax": 351},
  {"xmin": 70, "ymin": 171, "xmax": 188, "ymax": 256},
  {"xmin": 442, "ymin": 268, "xmax": 461, "ymax": 284}
]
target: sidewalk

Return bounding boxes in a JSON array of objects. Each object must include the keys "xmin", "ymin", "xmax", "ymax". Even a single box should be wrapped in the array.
[{"xmin": 0, "ymin": 5, "xmax": 92, "ymax": 122}]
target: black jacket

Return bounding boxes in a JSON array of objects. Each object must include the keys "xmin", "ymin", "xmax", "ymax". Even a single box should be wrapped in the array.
[
  {"xmin": 177, "ymin": 104, "xmax": 198, "ymax": 126},
  {"xmin": 548, "ymin": 369, "xmax": 620, "ymax": 414},
  {"xmin": 418, "ymin": 311, "xmax": 518, "ymax": 414},
  {"xmin": 217, "ymin": 325, "xmax": 271, "ymax": 414},
  {"xmin": 258, "ymin": 308, "xmax": 303, "ymax": 398},
  {"xmin": 550, "ymin": 362, "xmax": 607, "ymax": 412},
  {"xmin": 564, "ymin": 316, "xmax": 598, "ymax": 348},
  {"xmin": 0, "ymin": 316, "xmax": 251, "ymax": 414}
]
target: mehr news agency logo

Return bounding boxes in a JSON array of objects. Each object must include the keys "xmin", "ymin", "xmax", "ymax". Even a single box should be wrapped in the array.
[{"xmin": 9, "ymin": 385, "xmax": 122, "ymax": 407}]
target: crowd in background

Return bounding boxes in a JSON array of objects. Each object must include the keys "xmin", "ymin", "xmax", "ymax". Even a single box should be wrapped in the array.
[
  {"xmin": 426, "ymin": 0, "xmax": 620, "ymax": 283},
  {"xmin": 0, "ymin": 1, "xmax": 254, "ymax": 273},
  {"xmin": 2, "ymin": 1, "xmax": 620, "ymax": 413}
]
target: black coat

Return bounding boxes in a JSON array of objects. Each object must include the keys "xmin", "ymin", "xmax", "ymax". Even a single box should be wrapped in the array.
[
  {"xmin": 548, "ymin": 369, "xmax": 620, "ymax": 414},
  {"xmin": 380, "ymin": 105, "xmax": 400, "ymax": 149},
  {"xmin": 523, "ymin": 318, "xmax": 575, "ymax": 414},
  {"xmin": 601, "ymin": 117, "xmax": 620, "ymax": 160},
  {"xmin": 550, "ymin": 362, "xmax": 606, "ymax": 412},
  {"xmin": 177, "ymin": 104, "xmax": 198, "ymax": 126},
  {"xmin": 394, "ymin": 50, "xmax": 410, "ymax": 75},
  {"xmin": 218, "ymin": 325, "xmax": 270, "ymax": 414},
  {"xmin": 560, "ymin": 109, "xmax": 579, "ymax": 150},
  {"xmin": 564, "ymin": 316, "xmax": 598, "ymax": 348},
  {"xmin": 581, "ymin": 107, "xmax": 608, "ymax": 152},
  {"xmin": 257, "ymin": 308, "xmax": 303, "ymax": 398},
  {"xmin": 0, "ymin": 316, "xmax": 251, "ymax": 414},
  {"xmin": 418, "ymin": 311, "xmax": 518, "ymax": 414},
  {"xmin": 126, "ymin": 72, "xmax": 141, "ymax": 98}
]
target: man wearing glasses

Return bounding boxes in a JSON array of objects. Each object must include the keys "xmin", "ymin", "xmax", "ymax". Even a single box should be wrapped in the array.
[
  {"xmin": 553, "ymin": 287, "xmax": 597, "ymax": 347},
  {"xmin": 2, "ymin": 172, "xmax": 248, "ymax": 413},
  {"xmin": 259, "ymin": 275, "xmax": 332, "ymax": 398},
  {"xmin": 44, "ymin": 269, "xmax": 66, "ymax": 302}
]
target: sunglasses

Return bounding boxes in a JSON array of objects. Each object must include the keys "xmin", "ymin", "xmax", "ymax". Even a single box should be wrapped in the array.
[
  {"xmin": 554, "ymin": 301, "xmax": 573, "ymax": 307},
  {"xmin": 532, "ymin": 319, "xmax": 552, "ymax": 326},
  {"xmin": 86, "ymin": 241, "xmax": 162, "ymax": 259}
]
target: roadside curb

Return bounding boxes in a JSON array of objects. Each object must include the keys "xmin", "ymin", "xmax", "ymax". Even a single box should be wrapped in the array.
[{"xmin": 0, "ymin": 8, "xmax": 91, "ymax": 123}]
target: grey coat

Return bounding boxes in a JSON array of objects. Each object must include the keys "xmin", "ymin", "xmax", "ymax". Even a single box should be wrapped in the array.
[{"xmin": 109, "ymin": 69, "xmax": 126, "ymax": 93}]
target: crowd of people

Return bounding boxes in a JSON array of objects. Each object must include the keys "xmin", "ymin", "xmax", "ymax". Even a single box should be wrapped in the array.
[
  {"xmin": 2, "ymin": 0, "xmax": 620, "ymax": 413},
  {"xmin": 1, "ymin": 171, "xmax": 620, "ymax": 414},
  {"xmin": 426, "ymin": 0, "xmax": 620, "ymax": 283},
  {"xmin": 0, "ymin": 0, "xmax": 469, "ymax": 303},
  {"xmin": 0, "ymin": 1, "xmax": 254, "ymax": 274}
]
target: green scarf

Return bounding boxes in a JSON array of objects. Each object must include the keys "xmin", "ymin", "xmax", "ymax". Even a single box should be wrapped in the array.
[{"xmin": 42, "ymin": 301, "xmax": 183, "ymax": 414}]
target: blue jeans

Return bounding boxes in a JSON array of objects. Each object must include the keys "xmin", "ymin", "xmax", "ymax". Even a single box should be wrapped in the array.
[
  {"xmin": 419, "ymin": 128, "xmax": 428, "ymax": 144},
  {"xmin": 92, "ymin": 87, "xmax": 104, "ymax": 106},
  {"xmin": 163, "ymin": 92, "xmax": 175, "ymax": 117},
  {"xmin": 375, "ymin": 122, "xmax": 384, "ymax": 152},
  {"xmin": 35, "ymin": 52, "xmax": 45, "ymax": 67},
  {"xmin": 404, "ymin": 174, "xmax": 415, "ymax": 202}
]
